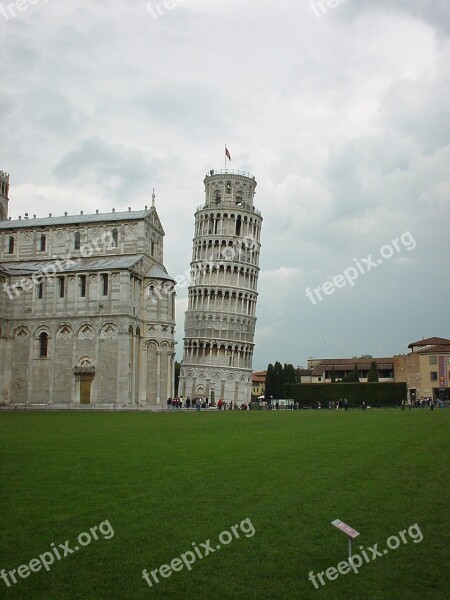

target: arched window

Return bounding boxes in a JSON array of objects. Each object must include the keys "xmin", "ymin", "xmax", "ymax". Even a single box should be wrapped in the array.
[
  {"xmin": 79, "ymin": 275, "xmax": 87, "ymax": 297},
  {"xmin": 37, "ymin": 279, "xmax": 44, "ymax": 299},
  {"xmin": 74, "ymin": 231, "xmax": 81, "ymax": 250},
  {"xmin": 39, "ymin": 332, "xmax": 48, "ymax": 358},
  {"xmin": 8, "ymin": 236, "xmax": 14, "ymax": 254},
  {"xmin": 40, "ymin": 234, "xmax": 46, "ymax": 252},
  {"xmin": 112, "ymin": 229, "xmax": 119, "ymax": 248},
  {"xmin": 101, "ymin": 274, "xmax": 109, "ymax": 296}
]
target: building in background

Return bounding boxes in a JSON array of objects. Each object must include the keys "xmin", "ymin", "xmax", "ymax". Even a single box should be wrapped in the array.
[
  {"xmin": 0, "ymin": 173, "xmax": 176, "ymax": 406},
  {"xmin": 251, "ymin": 370, "xmax": 266, "ymax": 399},
  {"xmin": 394, "ymin": 337, "xmax": 450, "ymax": 402},
  {"xmin": 179, "ymin": 169, "xmax": 263, "ymax": 404},
  {"xmin": 306, "ymin": 357, "xmax": 394, "ymax": 383}
]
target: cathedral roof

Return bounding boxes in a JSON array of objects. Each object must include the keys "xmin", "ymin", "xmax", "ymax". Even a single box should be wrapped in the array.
[
  {"xmin": 1, "ymin": 254, "xmax": 145, "ymax": 274},
  {"xmin": 1, "ymin": 256, "xmax": 176, "ymax": 282},
  {"xmin": 146, "ymin": 264, "xmax": 175, "ymax": 282},
  {"xmin": 0, "ymin": 209, "xmax": 153, "ymax": 229}
]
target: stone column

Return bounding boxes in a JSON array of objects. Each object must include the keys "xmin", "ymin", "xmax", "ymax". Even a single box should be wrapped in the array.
[
  {"xmin": 156, "ymin": 350, "xmax": 161, "ymax": 404},
  {"xmin": 167, "ymin": 352, "xmax": 172, "ymax": 400},
  {"xmin": 140, "ymin": 345, "xmax": 148, "ymax": 405}
]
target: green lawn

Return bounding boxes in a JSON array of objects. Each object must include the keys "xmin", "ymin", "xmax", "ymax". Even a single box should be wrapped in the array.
[{"xmin": 0, "ymin": 410, "xmax": 449, "ymax": 600}]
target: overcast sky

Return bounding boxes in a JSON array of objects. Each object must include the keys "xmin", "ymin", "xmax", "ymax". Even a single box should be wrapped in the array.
[{"xmin": 1, "ymin": 0, "xmax": 449, "ymax": 369}]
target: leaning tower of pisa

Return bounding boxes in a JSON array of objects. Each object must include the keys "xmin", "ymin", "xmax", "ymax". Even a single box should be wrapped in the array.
[{"xmin": 178, "ymin": 169, "xmax": 263, "ymax": 404}]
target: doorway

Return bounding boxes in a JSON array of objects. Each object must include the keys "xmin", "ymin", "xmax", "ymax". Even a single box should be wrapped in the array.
[{"xmin": 80, "ymin": 378, "xmax": 92, "ymax": 404}]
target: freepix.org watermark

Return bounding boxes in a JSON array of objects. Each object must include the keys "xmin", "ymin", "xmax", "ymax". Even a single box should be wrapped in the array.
[
  {"xmin": 3, "ymin": 231, "xmax": 115, "ymax": 301},
  {"xmin": 0, "ymin": 0, "xmax": 48, "ymax": 21},
  {"xmin": 0, "ymin": 520, "xmax": 114, "ymax": 588},
  {"xmin": 147, "ymin": 234, "xmax": 258, "ymax": 304},
  {"xmin": 142, "ymin": 517, "xmax": 255, "ymax": 588},
  {"xmin": 305, "ymin": 230, "xmax": 417, "ymax": 305},
  {"xmin": 308, "ymin": 523, "xmax": 423, "ymax": 589},
  {"xmin": 146, "ymin": 0, "xmax": 194, "ymax": 21},
  {"xmin": 310, "ymin": 0, "xmax": 348, "ymax": 19}
]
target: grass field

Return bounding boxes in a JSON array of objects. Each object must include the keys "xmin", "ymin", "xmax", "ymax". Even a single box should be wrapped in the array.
[{"xmin": 0, "ymin": 409, "xmax": 449, "ymax": 600}]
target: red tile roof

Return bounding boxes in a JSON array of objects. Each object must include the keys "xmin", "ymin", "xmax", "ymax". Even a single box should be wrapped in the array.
[
  {"xmin": 408, "ymin": 337, "xmax": 450, "ymax": 349},
  {"xmin": 252, "ymin": 371, "xmax": 266, "ymax": 382},
  {"xmin": 416, "ymin": 344, "xmax": 450, "ymax": 354},
  {"xmin": 310, "ymin": 358, "xmax": 393, "ymax": 377}
]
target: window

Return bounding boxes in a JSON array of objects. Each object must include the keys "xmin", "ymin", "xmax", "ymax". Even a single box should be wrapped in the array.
[
  {"xmin": 8, "ymin": 236, "xmax": 14, "ymax": 254},
  {"xmin": 235, "ymin": 215, "xmax": 242, "ymax": 236},
  {"xmin": 79, "ymin": 275, "xmax": 87, "ymax": 298},
  {"xmin": 39, "ymin": 234, "xmax": 46, "ymax": 252},
  {"xmin": 37, "ymin": 280, "xmax": 44, "ymax": 299},
  {"xmin": 429, "ymin": 356, "xmax": 437, "ymax": 365},
  {"xmin": 101, "ymin": 274, "xmax": 109, "ymax": 296},
  {"xmin": 112, "ymin": 229, "xmax": 119, "ymax": 248},
  {"xmin": 430, "ymin": 372, "xmax": 437, "ymax": 381},
  {"xmin": 74, "ymin": 231, "xmax": 81, "ymax": 250},
  {"xmin": 226, "ymin": 181, "xmax": 232, "ymax": 194},
  {"xmin": 151, "ymin": 241, "xmax": 155, "ymax": 256},
  {"xmin": 214, "ymin": 191, "xmax": 221, "ymax": 205},
  {"xmin": 39, "ymin": 332, "xmax": 48, "ymax": 358},
  {"xmin": 58, "ymin": 276, "xmax": 65, "ymax": 298}
]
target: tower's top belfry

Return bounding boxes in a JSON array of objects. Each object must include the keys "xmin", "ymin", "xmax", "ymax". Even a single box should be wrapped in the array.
[
  {"xmin": 203, "ymin": 169, "xmax": 257, "ymax": 211},
  {"xmin": 0, "ymin": 171, "xmax": 10, "ymax": 221}
]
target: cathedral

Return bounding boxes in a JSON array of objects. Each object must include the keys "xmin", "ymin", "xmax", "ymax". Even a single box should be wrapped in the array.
[{"xmin": 0, "ymin": 171, "xmax": 176, "ymax": 406}]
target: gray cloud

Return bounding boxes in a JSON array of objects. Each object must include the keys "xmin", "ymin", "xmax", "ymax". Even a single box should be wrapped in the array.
[{"xmin": 1, "ymin": 0, "xmax": 449, "ymax": 368}]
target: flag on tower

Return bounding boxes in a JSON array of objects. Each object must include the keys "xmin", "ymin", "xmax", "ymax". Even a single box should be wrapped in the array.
[{"xmin": 225, "ymin": 146, "xmax": 231, "ymax": 161}]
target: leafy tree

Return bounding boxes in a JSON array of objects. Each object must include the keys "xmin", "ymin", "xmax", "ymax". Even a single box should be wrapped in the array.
[
  {"xmin": 367, "ymin": 361, "xmax": 379, "ymax": 382},
  {"xmin": 266, "ymin": 362, "xmax": 298, "ymax": 399},
  {"xmin": 330, "ymin": 366, "xmax": 336, "ymax": 383},
  {"xmin": 274, "ymin": 361, "xmax": 284, "ymax": 399},
  {"xmin": 175, "ymin": 361, "xmax": 181, "ymax": 395},
  {"xmin": 283, "ymin": 364, "xmax": 296, "ymax": 385},
  {"xmin": 265, "ymin": 363, "xmax": 275, "ymax": 399},
  {"xmin": 345, "ymin": 363, "xmax": 360, "ymax": 383}
]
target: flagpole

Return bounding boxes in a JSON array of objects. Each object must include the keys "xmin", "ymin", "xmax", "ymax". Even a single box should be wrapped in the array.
[{"xmin": 224, "ymin": 144, "xmax": 226, "ymax": 202}]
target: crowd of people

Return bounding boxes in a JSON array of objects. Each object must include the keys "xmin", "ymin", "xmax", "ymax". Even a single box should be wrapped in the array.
[
  {"xmin": 401, "ymin": 397, "xmax": 445, "ymax": 410},
  {"xmin": 166, "ymin": 396, "xmax": 447, "ymax": 412},
  {"xmin": 166, "ymin": 397, "xmax": 248, "ymax": 411}
]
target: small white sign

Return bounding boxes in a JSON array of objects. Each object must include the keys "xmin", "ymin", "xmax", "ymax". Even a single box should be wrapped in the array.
[{"xmin": 331, "ymin": 519, "xmax": 360, "ymax": 539}]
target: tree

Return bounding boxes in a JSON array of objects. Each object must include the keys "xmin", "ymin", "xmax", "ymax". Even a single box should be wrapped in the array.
[
  {"xmin": 283, "ymin": 364, "xmax": 296, "ymax": 385},
  {"xmin": 346, "ymin": 363, "xmax": 360, "ymax": 383},
  {"xmin": 274, "ymin": 361, "xmax": 284, "ymax": 399},
  {"xmin": 330, "ymin": 366, "xmax": 336, "ymax": 383},
  {"xmin": 367, "ymin": 361, "xmax": 379, "ymax": 382},
  {"xmin": 175, "ymin": 361, "xmax": 181, "ymax": 395},
  {"xmin": 265, "ymin": 363, "xmax": 275, "ymax": 399}
]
